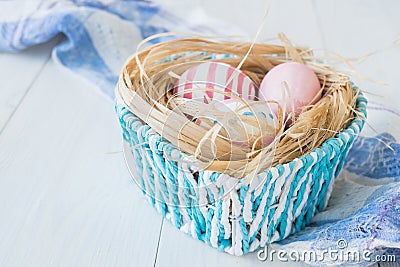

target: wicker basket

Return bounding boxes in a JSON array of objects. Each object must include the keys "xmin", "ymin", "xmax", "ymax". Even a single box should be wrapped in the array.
[{"xmin": 115, "ymin": 38, "xmax": 367, "ymax": 255}]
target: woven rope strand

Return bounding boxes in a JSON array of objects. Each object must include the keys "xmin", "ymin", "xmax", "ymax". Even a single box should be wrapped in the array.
[{"xmin": 117, "ymin": 83, "xmax": 367, "ymax": 255}]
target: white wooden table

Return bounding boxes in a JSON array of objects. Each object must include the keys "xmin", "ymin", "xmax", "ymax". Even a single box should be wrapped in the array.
[{"xmin": 0, "ymin": 1, "xmax": 398, "ymax": 266}]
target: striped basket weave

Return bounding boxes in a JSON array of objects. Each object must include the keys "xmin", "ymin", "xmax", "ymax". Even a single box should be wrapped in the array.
[{"xmin": 116, "ymin": 84, "xmax": 367, "ymax": 256}]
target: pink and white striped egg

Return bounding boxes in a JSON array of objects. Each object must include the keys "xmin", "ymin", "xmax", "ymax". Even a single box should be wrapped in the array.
[{"xmin": 174, "ymin": 62, "xmax": 256, "ymax": 103}]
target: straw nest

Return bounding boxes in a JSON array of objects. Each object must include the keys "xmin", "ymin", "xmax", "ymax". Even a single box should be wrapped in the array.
[{"xmin": 116, "ymin": 34, "xmax": 361, "ymax": 178}]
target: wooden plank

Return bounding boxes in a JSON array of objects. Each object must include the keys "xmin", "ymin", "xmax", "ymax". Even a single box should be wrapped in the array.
[
  {"xmin": 312, "ymin": 0, "xmax": 398, "ymax": 57},
  {"xmin": 379, "ymin": 1, "xmax": 400, "ymax": 33},
  {"xmin": 159, "ymin": 0, "xmax": 324, "ymax": 48},
  {"xmin": 155, "ymin": 221, "xmax": 309, "ymax": 267},
  {"xmin": 0, "ymin": 37, "xmax": 59, "ymax": 132},
  {"xmin": 0, "ymin": 58, "xmax": 162, "ymax": 266},
  {"xmin": 312, "ymin": 0, "xmax": 400, "ymax": 138}
]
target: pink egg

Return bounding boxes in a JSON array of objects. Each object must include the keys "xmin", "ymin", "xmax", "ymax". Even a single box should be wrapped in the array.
[
  {"xmin": 259, "ymin": 62, "xmax": 321, "ymax": 116},
  {"xmin": 175, "ymin": 62, "xmax": 256, "ymax": 103}
]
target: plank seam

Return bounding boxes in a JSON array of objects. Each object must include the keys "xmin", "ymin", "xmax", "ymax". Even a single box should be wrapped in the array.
[
  {"xmin": 0, "ymin": 44, "xmax": 55, "ymax": 135},
  {"xmin": 153, "ymin": 218, "xmax": 164, "ymax": 267}
]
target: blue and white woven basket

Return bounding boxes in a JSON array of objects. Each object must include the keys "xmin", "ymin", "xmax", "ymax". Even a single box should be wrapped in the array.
[{"xmin": 115, "ymin": 40, "xmax": 367, "ymax": 256}]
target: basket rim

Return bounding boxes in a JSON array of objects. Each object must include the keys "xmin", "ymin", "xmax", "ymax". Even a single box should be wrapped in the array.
[
  {"xmin": 117, "ymin": 83, "xmax": 367, "ymax": 179},
  {"xmin": 116, "ymin": 38, "xmax": 366, "ymax": 176}
]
